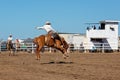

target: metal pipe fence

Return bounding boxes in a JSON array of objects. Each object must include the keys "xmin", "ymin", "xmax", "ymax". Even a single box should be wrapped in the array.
[{"xmin": 0, "ymin": 42, "xmax": 119, "ymax": 53}]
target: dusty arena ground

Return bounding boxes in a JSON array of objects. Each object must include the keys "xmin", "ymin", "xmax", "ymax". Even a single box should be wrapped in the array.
[{"xmin": 0, "ymin": 51, "xmax": 120, "ymax": 80}]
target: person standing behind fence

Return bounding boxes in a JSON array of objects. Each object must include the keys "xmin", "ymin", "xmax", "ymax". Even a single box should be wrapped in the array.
[{"xmin": 15, "ymin": 39, "xmax": 20, "ymax": 51}]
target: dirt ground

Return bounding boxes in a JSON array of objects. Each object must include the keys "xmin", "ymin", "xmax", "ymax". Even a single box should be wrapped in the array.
[{"xmin": 0, "ymin": 51, "xmax": 120, "ymax": 80}]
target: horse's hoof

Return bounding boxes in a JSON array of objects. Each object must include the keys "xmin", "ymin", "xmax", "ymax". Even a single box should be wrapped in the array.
[
  {"xmin": 36, "ymin": 58, "xmax": 40, "ymax": 60},
  {"xmin": 64, "ymin": 57, "xmax": 67, "ymax": 59},
  {"xmin": 64, "ymin": 53, "xmax": 69, "ymax": 57},
  {"xmin": 63, "ymin": 54, "xmax": 67, "ymax": 59}
]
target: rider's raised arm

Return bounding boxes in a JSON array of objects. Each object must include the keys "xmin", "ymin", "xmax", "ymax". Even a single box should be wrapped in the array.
[{"xmin": 36, "ymin": 26, "xmax": 44, "ymax": 30}]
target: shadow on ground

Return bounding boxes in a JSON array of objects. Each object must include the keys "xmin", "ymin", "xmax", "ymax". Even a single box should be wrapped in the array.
[{"xmin": 41, "ymin": 61, "xmax": 74, "ymax": 64}]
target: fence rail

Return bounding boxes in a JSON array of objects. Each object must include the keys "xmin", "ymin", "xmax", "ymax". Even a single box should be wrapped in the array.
[{"xmin": 0, "ymin": 42, "xmax": 119, "ymax": 53}]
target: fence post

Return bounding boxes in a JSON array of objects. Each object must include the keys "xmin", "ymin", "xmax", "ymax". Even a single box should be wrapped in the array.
[
  {"xmin": 49, "ymin": 47, "xmax": 52, "ymax": 53},
  {"xmin": 102, "ymin": 43, "xmax": 104, "ymax": 53},
  {"xmin": 32, "ymin": 43, "xmax": 34, "ymax": 54},
  {"xmin": 0, "ymin": 42, "xmax": 1, "ymax": 53}
]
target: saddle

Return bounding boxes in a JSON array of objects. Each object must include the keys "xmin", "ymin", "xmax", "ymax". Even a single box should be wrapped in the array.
[
  {"xmin": 51, "ymin": 33, "xmax": 61, "ymax": 40},
  {"xmin": 45, "ymin": 33, "xmax": 63, "ymax": 46}
]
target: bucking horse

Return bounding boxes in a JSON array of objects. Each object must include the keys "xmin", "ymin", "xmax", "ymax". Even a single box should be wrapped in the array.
[{"xmin": 33, "ymin": 33, "xmax": 69, "ymax": 60}]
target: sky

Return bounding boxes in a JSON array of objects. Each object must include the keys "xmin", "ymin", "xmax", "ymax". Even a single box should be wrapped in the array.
[{"xmin": 0, "ymin": 0, "xmax": 120, "ymax": 40}]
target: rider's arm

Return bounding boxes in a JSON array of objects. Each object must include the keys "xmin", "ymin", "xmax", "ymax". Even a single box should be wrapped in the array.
[{"xmin": 36, "ymin": 26, "xmax": 44, "ymax": 30}]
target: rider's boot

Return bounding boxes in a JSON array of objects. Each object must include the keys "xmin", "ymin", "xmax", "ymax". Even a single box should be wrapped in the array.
[{"xmin": 51, "ymin": 36, "xmax": 55, "ymax": 42}]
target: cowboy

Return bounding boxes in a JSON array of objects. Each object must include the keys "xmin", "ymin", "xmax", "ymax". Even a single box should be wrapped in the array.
[
  {"xmin": 36, "ymin": 21, "xmax": 61, "ymax": 42},
  {"xmin": 7, "ymin": 34, "xmax": 13, "ymax": 43},
  {"xmin": 7, "ymin": 34, "xmax": 13, "ymax": 48}
]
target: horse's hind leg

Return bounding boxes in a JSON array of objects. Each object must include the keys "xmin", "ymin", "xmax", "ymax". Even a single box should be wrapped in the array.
[
  {"xmin": 9, "ymin": 49, "xmax": 13, "ymax": 56},
  {"xmin": 55, "ymin": 43, "xmax": 69, "ymax": 59},
  {"xmin": 63, "ymin": 52, "xmax": 69, "ymax": 59},
  {"xmin": 36, "ymin": 45, "xmax": 42, "ymax": 60}
]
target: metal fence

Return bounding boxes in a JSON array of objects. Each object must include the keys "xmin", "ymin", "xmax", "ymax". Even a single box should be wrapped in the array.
[
  {"xmin": 0, "ymin": 42, "xmax": 35, "ymax": 53},
  {"xmin": 0, "ymin": 42, "xmax": 119, "ymax": 53},
  {"xmin": 0, "ymin": 42, "xmax": 54, "ymax": 53},
  {"xmin": 68, "ymin": 42, "xmax": 118, "ymax": 53}
]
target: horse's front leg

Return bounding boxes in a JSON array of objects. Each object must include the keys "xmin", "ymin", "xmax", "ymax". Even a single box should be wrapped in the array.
[
  {"xmin": 36, "ymin": 45, "xmax": 43, "ymax": 60},
  {"xmin": 36, "ymin": 48, "xmax": 40, "ymax": 60},
  {"xmin": 8, "ymin": 49, "xmax": 12, "ymax": 56},
  {"xmin": 9, "ymin": 50, "xmax": 11, "ymax": 56}
]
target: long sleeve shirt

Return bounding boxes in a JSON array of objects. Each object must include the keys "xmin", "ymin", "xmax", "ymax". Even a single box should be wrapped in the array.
[
  {"xmin": 36, "ymin": 24, "xmax": 56, "ymax": 33},
  {"xmin": 8, "ymin": 37, "xmax": 13, "ymax": 41}
]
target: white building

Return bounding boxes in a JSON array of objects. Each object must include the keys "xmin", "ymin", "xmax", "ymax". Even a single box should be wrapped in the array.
[
  {"xmin": 59, "ymin": 33, "xmax": 85, "ymax": 49},
  {"xmin": 85, "ymin": 20, "xmax": 119, "ymax": 51}
]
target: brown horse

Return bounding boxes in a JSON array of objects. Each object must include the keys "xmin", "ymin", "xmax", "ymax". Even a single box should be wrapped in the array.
[
  {"xmin": 33, "ymin": 34, "xmax": 69, "ymax": 60},
  {"xmin": 6, "ymin": 40, "xmax": 14, "ymax": 56}
]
